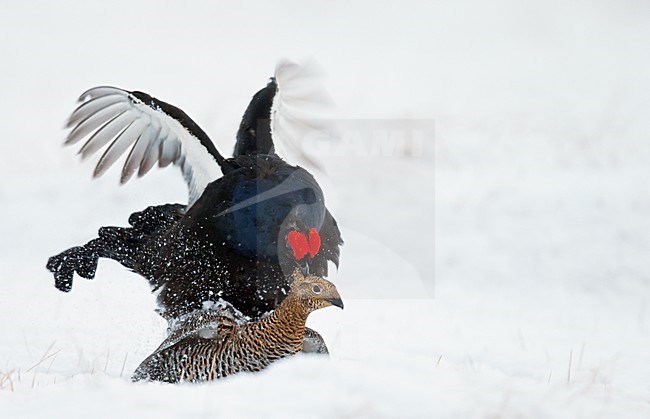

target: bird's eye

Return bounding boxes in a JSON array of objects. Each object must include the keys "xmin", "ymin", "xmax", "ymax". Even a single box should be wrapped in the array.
[{"xmin": 312, "ymin": 284, "xmax": 322, "ymax": 294}]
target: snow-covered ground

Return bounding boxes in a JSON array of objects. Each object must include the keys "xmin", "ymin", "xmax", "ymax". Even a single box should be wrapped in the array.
[{"xmin": 2, "ymin": 1, "xmax": 650, "ymax": 417}]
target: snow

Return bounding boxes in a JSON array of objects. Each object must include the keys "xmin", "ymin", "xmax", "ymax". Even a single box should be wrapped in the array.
[{"xmin": 2, "ymin": 1, "xmax": 650, "ymax": 417}]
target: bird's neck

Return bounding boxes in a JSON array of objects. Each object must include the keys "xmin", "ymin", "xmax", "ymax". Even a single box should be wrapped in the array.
[
  {"xmin": 271, "ymin": 295, "xmax": 310, "ymax": 333},
  {"xmin": 242, "ymin": 295, "xmax": 308, "ymax": 355}
]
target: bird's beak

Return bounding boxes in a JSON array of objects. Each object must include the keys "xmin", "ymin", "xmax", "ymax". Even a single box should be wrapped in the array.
[
  {"xmin": 299, "ymin": 262, "xmax": 310, "ymax": 276},
  {"xmin": 327, "ymin": 297, "xmax": 344, "ymax": 309}
]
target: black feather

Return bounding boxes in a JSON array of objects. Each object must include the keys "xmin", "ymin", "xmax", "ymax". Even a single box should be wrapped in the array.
[
  {"xmin": 130, "ymin": 91, "xmax": 234, "ymax": 173},
  {"xmin": 233, "ymin": 78, "xmax": 277, "ymax": 157}
]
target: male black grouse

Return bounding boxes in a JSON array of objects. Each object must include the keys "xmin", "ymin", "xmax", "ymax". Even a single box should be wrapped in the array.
[{"xmin": 46, "ymin": 61, "xmax": 343, "ymax": 322}]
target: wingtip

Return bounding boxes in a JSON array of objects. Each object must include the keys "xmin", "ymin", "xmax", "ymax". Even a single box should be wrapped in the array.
[
  {"xmin": 78, "ymin": 86, "xmax": 127, "ymax": 102},
  {"xmin": 92, "ymin": 161, "xmax": 107, "ymax": 179},
  {"xmin": 274, "ymin": 58, "xmax": 326, "ymax": 84},
  {"xmin": 64, "ymin": 118, "xmax": 75, "ymax": 130},
  {"xmin": 120, "ymin": 162, "xmax": 138, "ymax": 184}
]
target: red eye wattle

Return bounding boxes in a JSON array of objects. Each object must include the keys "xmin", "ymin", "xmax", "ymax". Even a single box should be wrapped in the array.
[
  {"xmin": 287, "ymin": 230, "xmax": 309, "ymax": 260},
  {"xmin": 307, "ymin": 228, "xmax": 320, "ymax": 258},
  {"xmin": 287, "ymin": 228, "xmax": 321, "ymax": 260}
]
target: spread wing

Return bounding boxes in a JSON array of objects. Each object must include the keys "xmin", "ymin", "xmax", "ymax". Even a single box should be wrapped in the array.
[
  {"xmin": 64, "ymin": 87, "xmax": 230, "ymax": 207},
  {"xmin": 234, "ymin": 59, "xmax": 337, "ymax": 168}
]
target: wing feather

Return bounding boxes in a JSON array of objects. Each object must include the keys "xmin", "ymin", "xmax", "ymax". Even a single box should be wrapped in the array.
[
  {"xmin": 78, "ymin": 111, "xmax": 135, "ymax": 158},
  {"xmin": 66, "ymin": 94, "xmax": 125, "ymax": 128},
  {"xmin": 80, "ymin": 86, "xmax": 129, "ymax": 101},
  {"xmin": 94, "ymin": 119, "xmax": 147, "ymax": 178},
  {"xmin": 63, "ymin": 86, "xmax": 225, "ymax": 207},
  {"xmin": 233, "ymin": 59, "xmax": 337, "ymax": 168},
  {"xmin": 159, "ymin": 133, "xmax": 180, "ymax": 168},
  {"xmin": 122, "ymin": 127, "xmax": 154, "ymax": 183},
  {"xmin": 138, "ymin": 124, "xmax": 163, "ymax": 177},
  {"xmin": 66, "ymin": 102, "xmax": 129, "ymax": 145}
]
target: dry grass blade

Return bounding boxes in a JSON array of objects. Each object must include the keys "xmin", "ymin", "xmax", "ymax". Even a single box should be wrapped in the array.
[
  {"xmin": 27, "ymin": 348, "xmax": 62, "ymax": 373},
  {"xmin": 46, "ymin": 351, "xmax": 60, "ymax": 374},
  {"xmin": 567, "ymin": 349, "xmax": 573, "ymax": 384},
  {"xmin": 27, "ymin": 340, "xmax": 60, "ymax": 372},
  {"xmin": 0, "ymin": 369, "xmax": 16, "ymax": 391},
  {"xmin": 104, "ymin": 349, "xmax": 110, "ymax": 373},
  {"xmin": 120, "ymin": 353, "xmax": 128, "ymax": 378}
]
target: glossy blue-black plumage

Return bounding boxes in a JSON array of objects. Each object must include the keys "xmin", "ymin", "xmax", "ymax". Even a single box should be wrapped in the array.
[
  {"xmin": 47, "ymin": 77, "xmax": 343, "ymax": 320},
  {"xmin": 233, "ymin": 78, "xmax": 277, "ymax": 157}
]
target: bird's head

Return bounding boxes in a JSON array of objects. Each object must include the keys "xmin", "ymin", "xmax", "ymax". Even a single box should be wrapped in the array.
[{"xmin": 287, "ymin": 269, "xmax": 343, "ymax": 313}]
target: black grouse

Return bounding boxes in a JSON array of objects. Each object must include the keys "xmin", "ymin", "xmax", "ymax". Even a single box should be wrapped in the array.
[{"xmin": 46, "ymin": 61, "xmax": 343, "ymax": 324}]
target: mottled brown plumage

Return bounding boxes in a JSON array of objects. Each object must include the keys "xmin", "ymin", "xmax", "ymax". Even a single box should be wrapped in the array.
[{"xmin": 132, "ymin": 270, "xmax": 343, "ymax": 383}]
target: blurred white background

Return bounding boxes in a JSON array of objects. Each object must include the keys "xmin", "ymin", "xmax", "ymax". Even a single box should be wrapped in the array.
[{"xmin": 1, "ymin": 1, "xmax": 649, "ymax": 417}]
